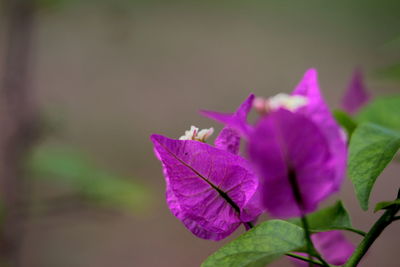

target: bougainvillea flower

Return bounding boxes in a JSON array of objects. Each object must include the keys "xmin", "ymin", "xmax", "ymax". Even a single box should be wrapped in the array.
[
  {"xmin": 341, "ymin": 69, "xmax": 370, "ymax": 114},
  {"xmin": 150, "ymin": 132, "xmax": 261, "ymax": 241},
  {"xmin": 203, "ymin": 69, "xmax": 347, "ymax": 218},
  {"xmin": 291, "ymin": 231, "xmax": 355, "ymax": 266}
]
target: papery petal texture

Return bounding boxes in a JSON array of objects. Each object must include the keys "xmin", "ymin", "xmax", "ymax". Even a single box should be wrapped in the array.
[
  {"xmin": 200, "ymin": 94, "xmax": 254, "ymax": 137},
  {"xmin": 292, "ymin": 69, "xmax": 347, "ymax": 193},
  {"xmin": 248, "ymin": 110, "xmax": 335, "ymax": 218},
  {"xmin": 290, "ymin": 231, "xmax": 355, "ymax": 267},
  {"xmin": 151, "ymin": 134, "xmax": 260, "ymax": 240},
  {"xmin": 341, "ymin": 69, "xmax": 370, "ymax": 114},
  {"xmin": 214, "ymin": 127, "xmax": 241, "ymax": 154}
]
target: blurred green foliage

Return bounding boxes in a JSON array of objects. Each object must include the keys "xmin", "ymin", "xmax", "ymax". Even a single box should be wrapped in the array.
[
  {"xmin": 374, "ymin": 199, "xmax": 400, "ymax": 212},
  {"xmin": 289, "ymin": 201, "xmax": 352, "ymax": 232},
  {"xmin": 356, "ymin": 96, "xmax": 400, "ymax": 132},
  {"xmin": 376, "ymin": 63, "xmax": 400, "ymax": 81},
  {"xmin": 28, "ymin": 144, "xmax": 151, "ymax": 213},
  {"xmin": 348, "ymin": 122, "xmax": 400, "ymax": 210},
  {"xmin": 348, "ymin": 96, "xmax": 400, "ymax": 211},
  {"xmin": 378, "ymin": 34, "xmax": 400, "ymax": 81},
  {"xmin": 334, "ymin": 110, "xmax": 358, "ymax": 139},
  {"xmin": 32, "ymin": 0, "xmax": 400, "ymax": 16}
]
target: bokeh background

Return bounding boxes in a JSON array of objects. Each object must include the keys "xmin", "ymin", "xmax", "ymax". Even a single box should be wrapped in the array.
[{"xmin": 0, "ymin": 0, "xmax": 400, "ymax": 266}]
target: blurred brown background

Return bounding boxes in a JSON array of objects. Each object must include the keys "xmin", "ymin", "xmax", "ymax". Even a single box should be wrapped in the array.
[{"xmin": 1, "ymin": 0, "xmax": 400, "ymax": 266}]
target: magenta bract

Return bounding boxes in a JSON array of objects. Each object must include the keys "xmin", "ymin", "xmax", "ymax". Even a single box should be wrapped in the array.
[
  {"xmin": 291, "ymin": 231, "xmax": 355, "ymax": 266},
  {"xmin": 248, "ymin": 109, "xmax": 336, "ymax": 217},
  {"xmin": 151, "ymin": 134, "xmax": 261, "ymax": 240},
  {"xmin": 341, "ymin": 69, "xmax": 370, "ymax": 114},
  {"xmin": 214, "ymin": 127, "xmax": 241, "ymax": 154},
  {"xmin": 313, "ymin": 231, "xmax": 355, "ymax": 265}
]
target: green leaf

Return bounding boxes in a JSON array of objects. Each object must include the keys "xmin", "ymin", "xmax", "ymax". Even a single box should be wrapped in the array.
[
  {"xmin": 202, "ymin": 220, "xmax": 305, "ymax": 267},
  {"xmin": 357, "ymin": 96, "xmax": 400, "ymax": 132},
  {"xmin": 376, "ymin": 63, "xmax": 400, "ymax": 81},
  {"xmin": 348, "ymin": 123, "xmax": 400, "ymax": 210},
  {"xmin": 333, "ymin": 110, "xmax": 357, "ymax": 138},
  {"xmin": 374, "ymin": 199, "xmax": 400, "ymax": 212},
  {"xmin": 28, "ymin": 144, "xmax": 150, "ymax": 213},
  {"xmin": 290, "ymin": 201, "xmax": 351, "ymax": 231}
]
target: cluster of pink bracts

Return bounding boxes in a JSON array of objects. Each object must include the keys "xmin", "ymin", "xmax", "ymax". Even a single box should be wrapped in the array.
[{"xmin": 151, "ymin": 69, "xmax": 369, "ymax": 266}]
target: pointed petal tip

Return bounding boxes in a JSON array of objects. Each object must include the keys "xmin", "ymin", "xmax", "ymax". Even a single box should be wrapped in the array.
[
  {"xmin": 238, "ymin": 93, "xmax": 255, "ymax": 113},
  {"xmin": 303, "ymin": 68, "xmax": 318, "ymax": 80},
  {"xmin": 199, "ymin": 109, "xmax": 233, "ymax": 123},
  {"xmin": 150, "ymin": 134, "xmax": 169, "ymax": 145},
  {"xmin": 292, "ymin": 68, "xmax": 322, "ymax": 98},
  {"xmin": 246, "ymin": 93, "xmax": 255, "ymax": 100},
  {"xmin": 305, "ymin": 67, "xmax": 318, "ymax": 75},
  {"xmin": 149, "ymin": 134, "xmax": 160, "ymax": 142},
  {"xmin": 341, "ymin": 68, "xmax": 370, "ymax": 113},
  {"xmin": 200, "ymin": 94, "xmax": 255, "ymax": 118}
]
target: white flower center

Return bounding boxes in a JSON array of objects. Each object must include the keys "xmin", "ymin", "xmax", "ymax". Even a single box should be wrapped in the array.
[
  {"xmin": 179, "ymin": 126, "xmax": 214, "ymax": 142},
  {"xmin": 254, "ymin": 93, "xmax": 308, "ymax": 113}
]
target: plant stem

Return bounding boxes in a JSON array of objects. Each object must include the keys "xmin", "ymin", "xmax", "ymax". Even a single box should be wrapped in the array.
[
  {"xmin": 285, "ymin": 252, "xmax": 324, "ymax": 266},
  {"xmin": 300, "ymin": 215, "xmax": 331, "ymax": 267},
  {"xmin": 300, "ymin": 215, "xmax": 314, "ymax": 267},
  {"xmin": 286, "ymin": 168, "xmax": 330, "ymax": 267},
  {"xmin": 344, "ymin": 192, "xmax": 400, "ymax": 267},
  {"xmin": 326, "ymin": 227, "xmax": 366, "ymax": 237}
]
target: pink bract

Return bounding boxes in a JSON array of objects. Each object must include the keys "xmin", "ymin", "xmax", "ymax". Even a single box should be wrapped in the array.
[
  {"xmin": 151, "ymin": 134, "xmax": 261, "ymax": 240},
  {"xmin": 341, "ymin": 69, "xmax": 370, "ymax": 114},
  {"xmin": 291, "ymin": 231, "xmax": 355, "ymax": 266}
]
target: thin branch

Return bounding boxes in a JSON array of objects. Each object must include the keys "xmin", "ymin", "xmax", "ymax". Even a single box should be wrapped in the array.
[
  {"xmin": 300, "ymin": 215, "xmax": 331, "ymax": 267},
  {"xmin": 286, "ymin": 168, "xmax": 330, "ymax": 267},
  {"xmin": 323, "ymin": 227, "xmax": 366, "ymax": 237},
  {"xmin": 301, "ymin": 215, "xmax": 315, "ymax": 267},
  {"xmin": 344, "ymin": 193, "xmax": 400, "ymax": 267},
  {"xmin": 286, "ymin": 252, "xmax": 325, "ymax": 266}
]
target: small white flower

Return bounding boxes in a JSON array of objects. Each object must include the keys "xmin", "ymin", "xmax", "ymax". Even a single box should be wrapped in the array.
[
  {"xmin": 254, "ymin": 94, "xmax": 308, "ymax": 114},
  {"xmin": 197, "ymin": 128, "xmax": 214, "ymax": 141},
  {"xmin": 179, "ymin": 126, "xmax": 214, "ymax": 142},
  {"xmin": 268, "ymin": 93, "xmax": 308, "ymax": 112},
  {"xmin": 179, "ymin": 126, "xmax": 198, "ymax": 140}
]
